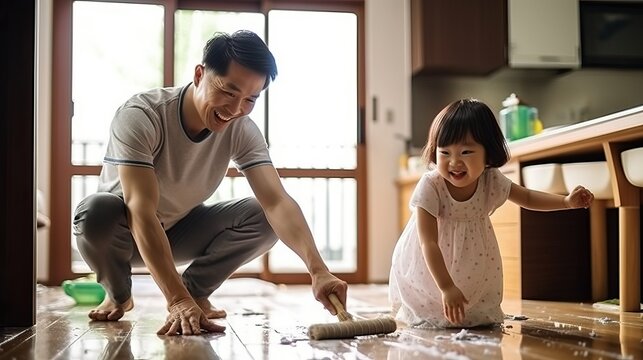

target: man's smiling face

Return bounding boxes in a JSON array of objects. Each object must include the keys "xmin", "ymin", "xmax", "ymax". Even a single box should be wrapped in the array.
[{"xmin": 193, "ymin": 61, "xmax": 265, "ymax": 132}]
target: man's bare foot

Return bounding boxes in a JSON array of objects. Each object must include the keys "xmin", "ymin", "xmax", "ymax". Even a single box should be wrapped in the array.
[
  {"xmin": 88, "ymin": 297, "xmax": 134, "ymax": 321},
  {"xmin": 194, "ymin": 297, "xmax": 227, "ymax": 319}
]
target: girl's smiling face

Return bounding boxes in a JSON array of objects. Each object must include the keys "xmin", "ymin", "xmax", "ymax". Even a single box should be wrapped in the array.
[{"xmin": 436, "ymin": 133, "xmax": 487, "ymax": 200}]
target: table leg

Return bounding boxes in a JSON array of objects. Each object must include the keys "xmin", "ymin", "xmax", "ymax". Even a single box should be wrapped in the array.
[
  {"xmin": 619, "ymin": 206, "xmax": 640, "ymax": 312},
  {"xmin": 590, "ymin": 200, "xmax": 608, "ymax": 302}
]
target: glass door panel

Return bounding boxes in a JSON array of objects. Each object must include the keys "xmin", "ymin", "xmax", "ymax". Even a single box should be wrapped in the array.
[
  {"xmin": 266, "ymin": 10, "xmax": 359, "ymax": 273},
  {"xmin": 267, "ymin": 10, "xmax": 358, "ymax": 170},
  {"xmin": 268, "ymin": 178, "xmax": 357, "ymax": 273},
  {"xmin": 71, "ymin": 1, "xmax": 164, "ymax": 166},
  {"xmin": 71, "ymin": 1, "xmax": 164, "ymax": 272}
]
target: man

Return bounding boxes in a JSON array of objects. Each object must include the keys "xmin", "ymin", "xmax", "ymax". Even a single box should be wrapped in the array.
[{"xmin": 73, "ymin": 30, "xmax": 348, "ymax": 336}]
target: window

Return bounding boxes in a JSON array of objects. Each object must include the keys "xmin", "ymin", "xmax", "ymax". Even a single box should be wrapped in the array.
[{"xmin": 51, "ymin": 0, "xmax": 365, "ymax": 284}]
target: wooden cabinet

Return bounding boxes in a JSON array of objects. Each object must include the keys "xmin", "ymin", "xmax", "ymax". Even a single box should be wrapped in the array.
[
  {"xmin": 396, "ymin": 175, "xmax": 419, "ymax": 232},
  {"xmin": 493, "ymin": 161, "xmax": 593, "ymax": 302},
  {"xmin": 411, "ymin": 0, "xmax": 506, "ymax": 75},
  {"xmin": 411, "ymin": 0, "xmax": 580, "ymax": 75},
  {"xmin": 508, "ymin": 0, "xmax": 580, "ymax": 68},
  {"xmin": 490, "ymin": 161, "xmax": 522, "ymax": 300}
]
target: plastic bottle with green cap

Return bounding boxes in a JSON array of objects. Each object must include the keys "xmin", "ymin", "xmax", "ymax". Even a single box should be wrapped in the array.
[
  {"xmin": 62, "ymin": 275, "xmax": 106, "ymax": 305},
  {"xmin": 500, "ymin": 94, "xmax": 541, "ymax": 141}
]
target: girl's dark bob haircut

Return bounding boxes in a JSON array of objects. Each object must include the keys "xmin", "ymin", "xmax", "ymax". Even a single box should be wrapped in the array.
[{"xmin": 422, "ymin": 98, "xmax": 510, "ymax": 168}]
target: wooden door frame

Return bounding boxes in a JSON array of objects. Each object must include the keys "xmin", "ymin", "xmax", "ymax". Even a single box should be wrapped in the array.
[{"xmin": 49, "ymin": 0, "xmax": 366, "ymax": 285}]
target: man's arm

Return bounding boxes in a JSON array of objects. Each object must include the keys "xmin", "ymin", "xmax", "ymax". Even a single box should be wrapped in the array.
[
  {"xmin": 118, "ymin": 165, "xmax": 189, "ymax": 303},
  {"xmin": 244, "ymin": 165, "xmax": 348, "ymax": 313},
  {"xmin": 118, "ymin": 165, "xmax": 224, "ymax": 335}
]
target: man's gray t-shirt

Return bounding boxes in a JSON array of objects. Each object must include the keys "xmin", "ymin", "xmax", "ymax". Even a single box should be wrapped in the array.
[{"xmin": 98, "ymin": 84, "xmax": 272, "ymax": 229}]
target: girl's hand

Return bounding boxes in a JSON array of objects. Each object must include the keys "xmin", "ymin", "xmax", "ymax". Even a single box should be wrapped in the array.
[
  {"xmin": 564, "ymin": 185, "xmax": 594, "ymax": 209},
  {"xmin": 441, "ymin": 285, "xmax": 469, "ymax": 324}
]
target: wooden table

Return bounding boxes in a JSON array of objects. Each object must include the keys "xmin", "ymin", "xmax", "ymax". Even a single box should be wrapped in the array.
[{"xmin": 509, "ymin": 105, "xmax": 642, "ymax": 312}]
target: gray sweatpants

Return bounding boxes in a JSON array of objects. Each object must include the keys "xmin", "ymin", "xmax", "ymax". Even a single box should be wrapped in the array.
[{"xmin": 73, "ymin": 193, "xmax": 278, "ymax": 304}]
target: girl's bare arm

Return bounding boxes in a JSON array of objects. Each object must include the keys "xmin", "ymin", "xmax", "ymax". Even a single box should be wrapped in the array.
[
  {"xmin": 416, "ymin": 207, "xmax": 468, "ymax": 323},
  {"xmin": 508, "ymin": 182, "xmax": 594, "ymax": 211}
]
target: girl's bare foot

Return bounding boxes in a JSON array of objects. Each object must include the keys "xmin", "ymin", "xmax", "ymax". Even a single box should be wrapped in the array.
[
  {"xmin": 194, "ymin": 297, "xmax": 227, "ymax": 318},
  {"xmin": 88, "ymin": 297, "xmax": 134, "ymax": 321}
]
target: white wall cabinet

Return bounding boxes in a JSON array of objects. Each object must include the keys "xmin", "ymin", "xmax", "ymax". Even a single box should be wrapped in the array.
[{"xmin": 508, "ymin": 0, "xmax": 580, "ymax": 68}]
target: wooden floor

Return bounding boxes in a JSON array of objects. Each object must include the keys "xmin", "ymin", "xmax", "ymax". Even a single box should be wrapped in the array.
[{"xmin": 1, "ymin": 276, "xmax": 642, "ymax": 359}]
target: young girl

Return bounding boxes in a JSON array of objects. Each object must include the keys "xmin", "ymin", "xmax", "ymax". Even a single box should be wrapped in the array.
[{"xmin": 389, "ymin": 99, "xmax": 594, "ymax": 328}]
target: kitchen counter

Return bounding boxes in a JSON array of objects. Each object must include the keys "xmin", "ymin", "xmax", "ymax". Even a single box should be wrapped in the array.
[
  {"xmin": 508, "ymin": 105, "xmax": 642, "ymax": 312},
  {"xmin": 509, "ymin": 105, "xmax": 643, "ymax": 162}
]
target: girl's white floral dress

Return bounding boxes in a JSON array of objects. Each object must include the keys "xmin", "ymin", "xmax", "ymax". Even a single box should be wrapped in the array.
[{"xmin": 389, "ymin": 168, "xmax": 512, "ymax": 328}]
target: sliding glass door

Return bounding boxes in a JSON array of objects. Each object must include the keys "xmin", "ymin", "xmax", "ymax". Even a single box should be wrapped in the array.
[{"xmin": 51, "ymin": 0, "xmax": 365, "ymax": 284}]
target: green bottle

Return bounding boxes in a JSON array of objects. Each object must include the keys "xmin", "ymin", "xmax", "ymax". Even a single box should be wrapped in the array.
[{"xmin": 62, "ymin": 277, "xmax": 106, "ymax": 305}]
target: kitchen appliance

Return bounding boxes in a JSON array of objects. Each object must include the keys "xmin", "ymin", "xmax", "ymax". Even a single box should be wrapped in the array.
[{"xmin": 580, "ymin": 1, "xmax": 643, "ymax": 68}]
